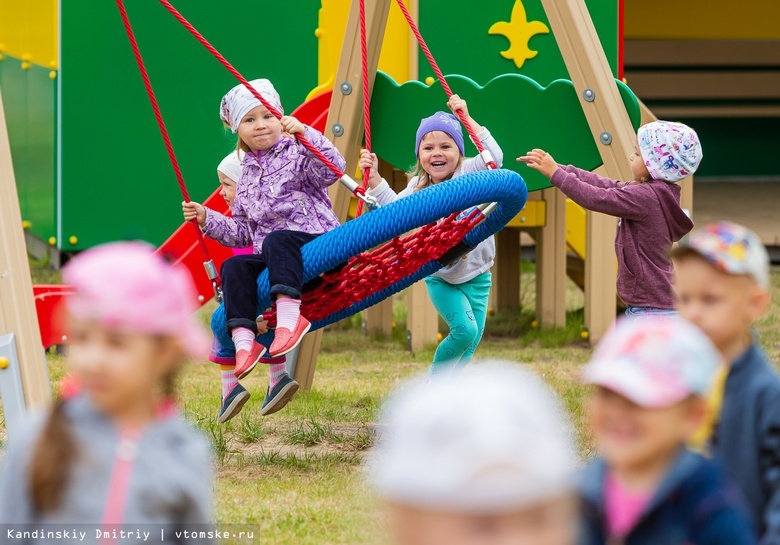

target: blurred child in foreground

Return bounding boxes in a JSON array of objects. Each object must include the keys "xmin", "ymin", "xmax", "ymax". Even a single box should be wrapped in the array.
[
  {"xmin": 579, "ymin": 316, "xmax": 755, "ymax": 545},
  {"xmin": 366, "ymin": 362, "xmax": 579, "ymax": 545},
  {"xmin": 0, "ymin": 242, "xmax": 214, "ymax": 543}
]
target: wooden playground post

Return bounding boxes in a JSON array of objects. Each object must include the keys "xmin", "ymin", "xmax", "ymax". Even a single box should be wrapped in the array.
[
  {"xmin": 535, "ymin": 188, "xmax": 567, "ymax": 327},
  {"xmin": 0, "ymin": 87, "xmax": 52, "ymax": 408},
  {"xmin": 492, "ymin": 228, "xmax": 521, "ymax": 312},
  {"xmin": 292, "ymin": 0, "xmax": 392, "ymax": 390},
  {"xmin": 362, "ymin": 159, "xmax": 396, "ymax": 338},
  {"xmin": 541, "ymin": 0, "xmax": 636, "ymax": 343}
]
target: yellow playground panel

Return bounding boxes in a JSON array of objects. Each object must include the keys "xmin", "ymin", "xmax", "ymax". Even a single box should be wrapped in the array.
[
  {"xmin": 310, "ymin": 0, "xmax": 417, "ymax": 99},
  {"xmin": 0, "ymin": 0, "xmax": 57, "ymax": 69}
]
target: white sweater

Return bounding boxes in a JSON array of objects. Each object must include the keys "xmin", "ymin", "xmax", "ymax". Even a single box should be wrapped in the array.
[{"xmin": 367, "ymin": 128, "xmax": 502, "ymax": 285}]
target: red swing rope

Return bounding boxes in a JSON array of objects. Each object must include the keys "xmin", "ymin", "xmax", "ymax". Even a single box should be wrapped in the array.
[
  {"xmin": 155, "ymin": 0, "xmax": 359, "ymax": 193},
  {"xmin": 393, "ymin": 0, "xmax": 497, "ymax": 170},
  {"xmin": 356, "ymin": 0, "xmax": 372, "ymax": 217},
  {"xmin": 115, "ymin": 0, "xmax": 214, "ymax": 269}
]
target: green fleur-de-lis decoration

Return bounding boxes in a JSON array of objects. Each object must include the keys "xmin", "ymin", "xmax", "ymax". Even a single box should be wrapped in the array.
[{"xmin": 489, "ymin": 0, "xmax": 550, "ymax": 69}]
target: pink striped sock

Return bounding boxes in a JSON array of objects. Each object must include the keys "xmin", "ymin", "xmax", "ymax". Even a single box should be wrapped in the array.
[
  {"xmin": 221, "ymin": 369, "xmax": 239, "ymax": 400},
  {"xmin": 269, "ymin": 361, "xmax": 288, "ymax": 390},
  {"xmin": 232, "ymin": 327, "xmax": 256, "ymax": 353},
  {"xmin": 276, "ymin": 298, "xmax": 301, "ymax": 331}
]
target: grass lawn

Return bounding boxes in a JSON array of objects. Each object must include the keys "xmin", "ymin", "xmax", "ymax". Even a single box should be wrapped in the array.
[{"xmin": 27, "ymin": 260, "xmax": 780, "ymax": 544}]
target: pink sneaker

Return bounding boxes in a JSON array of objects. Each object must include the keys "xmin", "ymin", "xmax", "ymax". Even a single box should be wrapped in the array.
[
  {"xmin": 234, "ymin": 341, "xmax": 266, "ymax": 380},
  {"xmin": 269, "ymin": 316, "xmax": 311, "ymax": 357}
]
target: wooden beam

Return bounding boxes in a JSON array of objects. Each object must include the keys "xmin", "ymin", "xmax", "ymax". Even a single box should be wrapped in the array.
[
  {"xmin": 292, "ymin": 0, "xmax": 392, "ymax": 390},
  {"xmin": 362, "ymin": 157, "xmax": 396, "ymax": 338},
  {"xmin": 625, "ymin": 40, "xmax": 780, "ymax": 67},
  {"xmin": 646, "ymin": 105, "xmax": 780, "ymax": 119},
  {"xmin": 0, "ymin": 87, "xmax": 51, "ymax": 407},
  {"xmin": 541, "ymin": 0, "xmax": 636, "ymax": 343},
  {"xmin": 406, "ymin": 280, "xmax": 438, "ymax": 353},
  {"xmin": 535, "ymin": 188, "xmax": 567, "ymax": 328},
  {"xmin": 493, "ymin": 228, "xmax": 520, "ymax": 312},
  {"xmin": 624, "ymin": 71, "xmax": 780, "ymax": 100}
]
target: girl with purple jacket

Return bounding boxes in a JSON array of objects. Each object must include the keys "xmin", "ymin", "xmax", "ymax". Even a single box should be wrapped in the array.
[
  {"xmin": 518, "ymin": 121, "xmax": 701, "ymax": 316},
  {"xmin": 183, "ymin": 79, "xmax": 346, "ymax": 417}
]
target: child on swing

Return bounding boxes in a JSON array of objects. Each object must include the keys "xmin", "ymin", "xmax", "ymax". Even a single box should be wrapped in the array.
[
  {"xmin": 518, "ymin": 121, "xmax": 701, "ymax": 316},
  {"xmin": 359, "ymin": 95, "xmax": 502, "ymax": 375},
  {"xmin": 208, "ymin": 150, "xmax": 286, "ymax": 423},
  {"xmin": 183, "ymin": 79, "xmax": 346, "ymax": 416},
  {"xmin": 0, "ymin": 243, "xmax": 214, "ymax": 538}
]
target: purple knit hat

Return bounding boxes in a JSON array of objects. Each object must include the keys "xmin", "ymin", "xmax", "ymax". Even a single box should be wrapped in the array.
[{"xmin": 415, "ymin": 112, "xmax": 465, "ymax": 157}]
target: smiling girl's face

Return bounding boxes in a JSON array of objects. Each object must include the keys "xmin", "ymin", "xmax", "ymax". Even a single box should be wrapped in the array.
[{"xmin": 418, "ymin": 131, "xmax": 462, "ymax": 183}]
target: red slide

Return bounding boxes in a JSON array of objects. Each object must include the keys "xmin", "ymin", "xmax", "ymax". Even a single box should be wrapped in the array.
[{"xmin": 33, "ymin": 91, "xmax": 333, "ymax": 348}]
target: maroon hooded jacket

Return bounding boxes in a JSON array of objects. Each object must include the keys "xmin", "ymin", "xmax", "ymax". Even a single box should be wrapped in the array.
[{"xmin": 550, "ymin": 165, "xmax": 693, "ymax": 309}]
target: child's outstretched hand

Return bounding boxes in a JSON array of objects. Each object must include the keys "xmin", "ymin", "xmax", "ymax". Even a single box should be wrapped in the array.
[
  {"xmin": 359, "ymin": 149, "xmax": 382, "ymax": 188},
  {"xmin": 447, "ymin": 94, "xmax": 469, "ymax": 117},
  {"xmin": 280, "ymin": 115, "xmax": 305, "ymax": 135},
  {"xmin": 182, "ymin": 201, "xmax": 206, "ymax": 227},
  {"xmin": 517, "ymin": 149, "xmax": 559, "ymax": 179}
]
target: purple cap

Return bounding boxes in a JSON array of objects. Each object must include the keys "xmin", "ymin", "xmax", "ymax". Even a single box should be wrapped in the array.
[{"xmin": 415, "ymin": 111, "xmax": 465, "ymax": 157}]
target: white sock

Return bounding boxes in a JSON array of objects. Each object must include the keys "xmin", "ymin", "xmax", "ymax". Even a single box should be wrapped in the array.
[
  {"xmin": 276, "ymin": 298, "xmax": 301, "ymax": 331},
  {"xmin": 220, "ymin": 367, "xmax": 239, "ymax": 400},
  {"xmin": 269, "ymin": 361, "xmax": 288, "ymax": 390},
  {"xmin": 232, "ymin": 327, "xmax": 256, "ymax": 353}
]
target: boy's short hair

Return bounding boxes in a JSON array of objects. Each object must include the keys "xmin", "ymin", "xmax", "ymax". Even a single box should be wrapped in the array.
[
  {"xmin": 365, "ymin": 362, "xmax": 576, "ymax": 513},
  {"xmin": 672, "ymin": 221, "xmax": 770, "ymax": 290},
  {"xmin": 583, "ymin": 316, "xmax": 722, "ymax": 408}
]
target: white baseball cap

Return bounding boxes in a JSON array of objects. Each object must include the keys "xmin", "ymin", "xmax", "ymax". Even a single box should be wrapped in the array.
[{"xmin": 365, "ymin": 362, "xmax": 577, "ymax": 513}]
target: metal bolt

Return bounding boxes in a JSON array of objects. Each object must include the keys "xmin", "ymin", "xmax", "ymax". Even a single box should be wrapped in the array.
[
  {"xmin": 197, "ymin": 295, "xmax": 205, "ymax": 303},
  {"xmin": 340, "ymin": 82, "xmax": 352, "ymax": 95},
  {"xmin": 332, "ymin": 123, "xmax": 344, "ymax": 137},
  {"xmin": 583, "ymin": 88, "xmax": 595, "ymax": 102},
  {"xmin": 600, "ymin": 132, "xmax": 613, "ymax": 145},
  {"xmin": 520, "ymin": 217, "xmax": 527, "ymax": 223},
  {"xmin": 61, "ymin": 335, "xmax": 68, "ymax": 342}
]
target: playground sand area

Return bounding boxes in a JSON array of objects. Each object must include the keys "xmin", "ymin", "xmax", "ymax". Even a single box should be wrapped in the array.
[{"xmin": 28, "ymin": 261, "xmax": 780, "ymax": 544}]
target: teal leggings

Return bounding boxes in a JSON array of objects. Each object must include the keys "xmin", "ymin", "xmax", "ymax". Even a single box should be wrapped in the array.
[{"xmin": 424, "ymin": 272, "xmax": 491, "ymax": 375}]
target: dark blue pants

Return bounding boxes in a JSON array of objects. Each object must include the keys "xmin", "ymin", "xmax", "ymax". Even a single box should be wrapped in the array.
[{"xmin": 222, "ymin": 230, "xmax": 320, "ymax": 334}]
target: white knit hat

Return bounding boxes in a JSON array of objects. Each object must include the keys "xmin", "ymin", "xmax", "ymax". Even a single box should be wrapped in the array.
[
  {"xmin": 216, "ymin": 150, "xmax": 245, "ymax": 183},
  {"xmin": 638, "ymin": 120, "xmax": 702, "ymax": 183},
  {"xmin": 365, "ymin": 362, "xmax": 577, "ymax": 513}
]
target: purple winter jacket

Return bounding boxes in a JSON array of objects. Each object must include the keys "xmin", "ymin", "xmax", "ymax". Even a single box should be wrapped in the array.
[
  {"xmin": 550, "ymin": 165, "xmax": 693, "ymax": 309},
  {"xmin": 203, "ymin": 126, "xmax": 345, "ymax": 254}
]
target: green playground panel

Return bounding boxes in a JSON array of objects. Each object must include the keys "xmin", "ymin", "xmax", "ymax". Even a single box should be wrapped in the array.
[
  {"xmin": 371, "ymin": 72, "xmax": 641, "ymax": 191},
  {"xmin": 59, "ymin": 0, "xmax": 318, "ymax": 250},
  {"xmin": 0, "ymin": 58, "xmax": 56, "ymax": 243},
  {"xmin": 417, "ymin": 0, "xmax": 619, "ymax": 87}
]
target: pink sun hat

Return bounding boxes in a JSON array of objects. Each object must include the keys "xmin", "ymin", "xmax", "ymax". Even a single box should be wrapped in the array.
[
  {"xmin": 583, "ymin": 316, "xmax": 722, "ymax": 408},
  {"xmin": 62, "ymin": 241, "xmax": 209, "ymax": 359}
]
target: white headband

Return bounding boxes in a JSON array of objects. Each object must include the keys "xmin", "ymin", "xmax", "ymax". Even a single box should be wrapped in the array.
[{"xmin": 219, "ymin": 78, "xmax": 283, "ymax": 133}]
